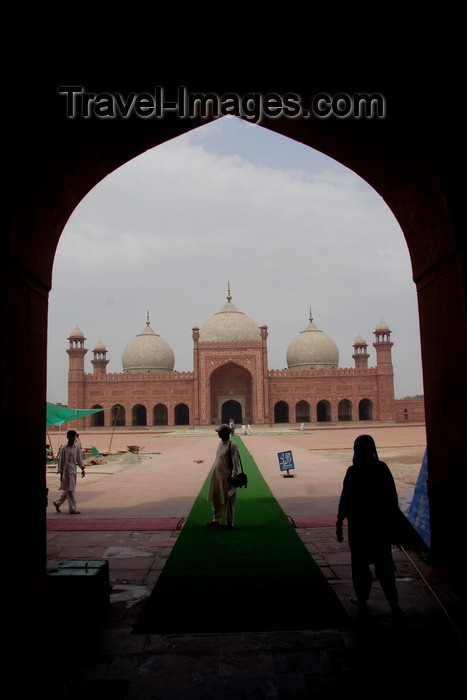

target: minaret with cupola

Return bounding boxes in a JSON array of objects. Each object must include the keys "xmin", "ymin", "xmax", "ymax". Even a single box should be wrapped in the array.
[
  {"xmin": 66, "ymin": 326, "xmax": 87, "ymax": 410},
  {"xmin": 91, "ymin": 340, "xmax": 109, "ymax": 374},
  {"xmin": 353, "ymin": 334, "xmax": 370, "ymax": 368},
  {"xmin": 67, "ymin": 326, "xmax": 87, "ymax": 370},
  {"xmin": 373, "ymin": 320, "xmax": 395, "ymax": 419},
  {"xmin": 374, "ymin": 320, "xmax": 394, "ymax": 367}
]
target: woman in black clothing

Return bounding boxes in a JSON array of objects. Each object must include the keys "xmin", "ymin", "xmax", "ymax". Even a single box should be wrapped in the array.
[{"xmin": 336, "ymin": 434, "xmax": 402, "ymax": 617}]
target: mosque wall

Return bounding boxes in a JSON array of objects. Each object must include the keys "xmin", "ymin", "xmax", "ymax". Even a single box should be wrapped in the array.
[
  {"xmin": 67, "ymin": 366, "xmax": 422, "ymax": 427},
  {"xmin": 394, "ymin": 397, "xmax": 425, "ymax": 422},
  {"xmin": 267, "ymin": 367, "xmax": 382, "ymax": 422},
  {"xmin": 78, "ymin": 371, "xmax": 195, "ymax": 427},
  {"xmin": 68, "ymin": 360, "xmax": 408, "ymax": 427}
]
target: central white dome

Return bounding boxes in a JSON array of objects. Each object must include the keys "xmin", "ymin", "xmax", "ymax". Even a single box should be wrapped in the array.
[
  {"xmin": 199, "ymin": 290, "xmax": 261, "ymax": 343},
  {"xmin": 122, "ymin": 318, "xmax": 175, "ymax": 373},
  {"xmin": 286, "ymin": 311, "xmax": 339, "ymax": 369}
]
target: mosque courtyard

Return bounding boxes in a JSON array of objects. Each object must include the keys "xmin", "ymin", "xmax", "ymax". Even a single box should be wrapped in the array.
[{"xmin": 42, "ymin": 422, "xmax": 466, "ymax": 698}]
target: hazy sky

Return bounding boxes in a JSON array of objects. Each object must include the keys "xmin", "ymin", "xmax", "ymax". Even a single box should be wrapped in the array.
[{"xmin": 47, "ymin": 116, "xmax": 423, "ymax": 404}]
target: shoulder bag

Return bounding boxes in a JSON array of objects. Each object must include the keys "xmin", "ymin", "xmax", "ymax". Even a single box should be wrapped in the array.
[{"xmin": 228, "ymin": 441, "xmax": 248, "ymax": 488}]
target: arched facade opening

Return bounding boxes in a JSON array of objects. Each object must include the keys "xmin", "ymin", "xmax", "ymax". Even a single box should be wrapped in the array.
[
  {"xmin": 338, "ymin": 399, "xmax": 352, "ymax": 421},
  {"xmin": 222, "ymin": 399, "xmax": 242, "ymax": 425},
  {"xmin": 175, "ymin": 403, "xmax": 189, "ymax": 425},
  {"xmin": 317, "ymin": 400, "xmax": 331, "ymax": 422},
  {"xmin": 359, "ymin": 398, "xmax": 374, "ymax": 420},
  {"xmin": 7, "ymin": 74, "xmax": 466, "ymax": 619},
  {"xmin": 153, "ymin": 403, "xmax": 168, "ymax": 426},
  {"xmin": 90, "ymin": 404, "xmax": 105, "ymax": 427},
  {"xmin": 112, "ymin": 404, "xmax": 125, "ymax": 427},
  {"xmin": 209, "ymin": 362, "xmax": 253, "ymax": 425},
  {"xmin": 296, "ymin": 400, "xmax": 310, "ymax": 423},
  {"xmin": 274, "ymin": 400, "xmax": 289, "ymax": 423},
  {"xmin": 132, "ymin": 404, "xmax": 147, "ymax": 426}
]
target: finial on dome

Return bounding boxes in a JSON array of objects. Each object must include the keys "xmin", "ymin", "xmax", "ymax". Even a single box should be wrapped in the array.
[
  {"xmin": 146, "ymin": 310, "xmax": 150, "ymax": 326},
  {"xmin": 309, "ymin": 307, "xmax": 313, "ymax": 323},
  {"xmin": 227, "ymin": 282, "xmax": 232, "ymax": 303}
]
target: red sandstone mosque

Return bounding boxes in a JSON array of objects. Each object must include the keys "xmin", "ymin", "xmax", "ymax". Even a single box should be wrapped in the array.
[{"xmin": 66, "ymin": 288, "xmax": 423, "ymax": 428}]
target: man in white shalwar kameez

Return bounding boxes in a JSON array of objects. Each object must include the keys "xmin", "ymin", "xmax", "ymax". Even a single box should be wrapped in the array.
[
  {"xmin": 53, "ymin": 429, "xmax": 85, "ymax": 514},
  {"xmin": 207, "ymin": 424, "xmax": 239, "ymax": 529}
]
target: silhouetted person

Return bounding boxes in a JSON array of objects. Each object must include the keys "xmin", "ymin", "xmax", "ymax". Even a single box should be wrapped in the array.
[
  {"xmin": 207, "ymin": 424, "xmax": 239, "ymax": 529},
  {"xmin": 53, "ymin": 429, "xmax": 85, "ymax": 514},
  {"xmin": 336, "ymin": 434, "xmax": 402, "ymax": 619}
]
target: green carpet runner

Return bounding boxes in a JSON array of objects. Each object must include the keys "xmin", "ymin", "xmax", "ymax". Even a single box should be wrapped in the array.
[{"xmin": 134, "ymin": 437, "xmax": 347, "ymax": 633}]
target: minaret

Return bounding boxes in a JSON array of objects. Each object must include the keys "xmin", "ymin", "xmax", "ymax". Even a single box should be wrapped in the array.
[
  {"xmin": 373, "ymin": 320, "xmax": 395, "ymax": 420},
  {"xmin": 373, "ymin": 320, "xmax": 393, "ymax": 367},
  {"xmin": 260, "ymin": 321, "xmax": 270, "ymax": 423},
  {"xmin": 353, "ymin": 334, "xmax": 370, "ymax": 368},
  {"xmin": 66, "ymin": 326, "xmax": 87, "ymax": 409},
  {"xmin": 91, "ymin": 340, "xmax": 109, "ymax": 374},
  {"xmin": 192, "ymin": 323, "xmax": 200, "ymax": 425},
  {"xmin": 67, "ymin": 326, "xmax": 87, "ymax": 372}
]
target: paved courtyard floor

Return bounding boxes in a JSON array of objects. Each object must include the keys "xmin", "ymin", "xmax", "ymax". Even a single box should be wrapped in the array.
[{"xmin": 43, "ymin": 424, "xmax": 466, "ymax": 698}]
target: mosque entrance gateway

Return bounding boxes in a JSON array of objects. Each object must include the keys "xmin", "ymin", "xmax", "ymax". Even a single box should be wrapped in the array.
[{"xmin": 209, "ymin": 362, "xmax": 253, "ymax": 425}]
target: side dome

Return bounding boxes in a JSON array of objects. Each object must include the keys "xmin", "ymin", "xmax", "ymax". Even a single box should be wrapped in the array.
[
  {"xmin": 199, "ymin": 289, "xmax": 261, "ymax": 343},
  {"xmin": 286, "ymin": 311, "xmax": 339, "ymax": 369},
  {"xmin": 122, "ymin": 317, "xmax": 175, "ymax": 373}
]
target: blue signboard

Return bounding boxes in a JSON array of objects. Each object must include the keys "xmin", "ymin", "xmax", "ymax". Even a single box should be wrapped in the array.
[{"xmin": 278, "ymin": 450, "xmax": 295, "ymax": 472}]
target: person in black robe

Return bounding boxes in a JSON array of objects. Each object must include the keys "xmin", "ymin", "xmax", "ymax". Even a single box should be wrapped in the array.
[{"xmin": 336, "ymin": 434, "xmax": 402, "ymax": 618}]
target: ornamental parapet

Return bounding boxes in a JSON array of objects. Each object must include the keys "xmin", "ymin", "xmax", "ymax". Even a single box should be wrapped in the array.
[
  {"xmin": 268, "ymin": 367, "xmax": 376, "ymax": 377},
  {"xmin": 85, "ymin": 371, "xmax": 194, "ymax": 381},
  {"xmin": 198, "ymin": 340, "xmax": 263, "ymax": 348}
]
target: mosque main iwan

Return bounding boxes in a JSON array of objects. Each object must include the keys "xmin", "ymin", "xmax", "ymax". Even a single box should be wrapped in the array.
[{"xmin": 65, "ymin": 288, "xmax": 424, "ymax": 429}]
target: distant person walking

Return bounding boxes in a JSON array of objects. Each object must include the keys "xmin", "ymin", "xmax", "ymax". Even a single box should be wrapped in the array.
[
  {"xmin": 207, "ymin": 424, "xmax": 239, "ymax": 529},
  {"xmin": 336, "ymin": 434, "xmax": 402, "ymax": 619},
  {"xmin": 53, "ymin": 429, "xmax": 85, "ymax": 514}
]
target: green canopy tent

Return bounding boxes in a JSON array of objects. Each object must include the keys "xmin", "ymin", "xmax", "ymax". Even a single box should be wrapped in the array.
[
  {"xmin": 46, "ymin": 402, "xmax": 107, "ymax": 429},
  {"xmin": 46, "ymin": 403, "xmax": 108, "ymax": 457}
]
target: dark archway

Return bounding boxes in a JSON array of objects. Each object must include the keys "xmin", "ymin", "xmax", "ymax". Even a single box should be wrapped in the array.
[
  {"xmin": 132, "ymin": 404, "xmax": 147, "ymax": 426},
  {"xmin": 274, "ymin": 401, "xmax": 289, "ymax": 423},
  {"xmin": 90, "ymin": 404, "xmax": 105, "ymax": 427},
  {"xmin": 175, "ymin": 403, "xmax": 189, "ymax": 425},
  {"xmin": 111, "ymin": 404, "xmax": 125, "ymax": 427},
  {"xmin": 359, "ymin": 398, "xmax": 374, "ymax": 420},
  {"xmin": 6, "ymin": 72, "xmax": 466, "ymax": 622},
  {"xmin": 153, "ymin": 403, "xmax": 168, "ymax": 426},
  {"xmin": 317, "ymin": 400, "xmax": 332, "ymax": 422},
  {"xmin": 222, "ymin": 399, "xmax": 242, "ymax": 424},
  {"xmin": 296, "ymin": 400, "xmax": 310, "ymax": 423},
  {"xmin": 338, "ymin": 399, "xmax": 352, "ymax": 421}
]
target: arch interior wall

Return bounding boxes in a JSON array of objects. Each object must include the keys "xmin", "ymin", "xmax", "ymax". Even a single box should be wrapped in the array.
[{"xmin": 5, "ymin": 73, "xmax": 466, "ymax": 621}]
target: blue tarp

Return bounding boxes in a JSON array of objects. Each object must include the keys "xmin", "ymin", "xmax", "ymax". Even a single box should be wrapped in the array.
[{"xmin": 407, "ymin": 449, "xmax": 431, "ymax": 549}]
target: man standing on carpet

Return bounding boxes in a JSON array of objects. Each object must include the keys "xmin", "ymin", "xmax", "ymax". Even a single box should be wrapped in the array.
[
  {"xmin": 207, "ymin": 424, "xmax": 239, "ymax": 529},
  {"xmin": 53, "ymin": 429, "xmax": 85, "ymax": 514}
]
